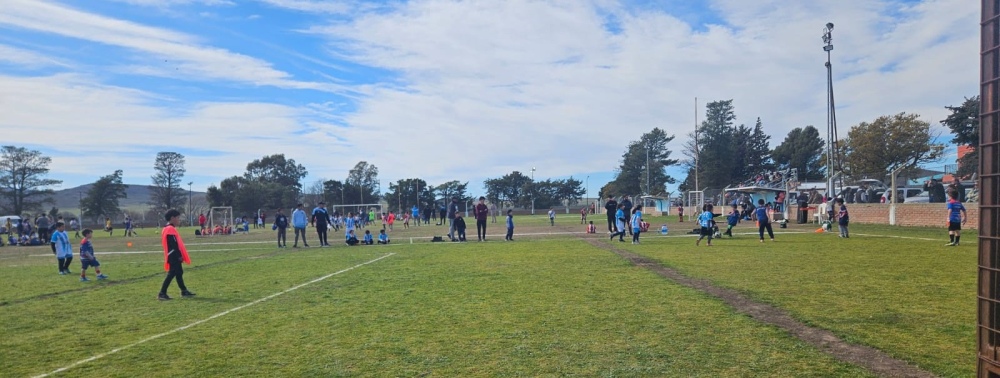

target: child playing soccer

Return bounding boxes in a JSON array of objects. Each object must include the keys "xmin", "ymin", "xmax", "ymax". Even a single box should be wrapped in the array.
[
  {"xmin": 610, "ymin": 204, "xmax": 627, "ymax": 242},
  {"xmin": 836, "ymin": 198, "xmax": 850, "ymax": 238},
  {"xmin": 755, "ymin": 199, "xmax": 774, "ymax": 242},
  {"xmin": 104, "ymin": 217, "xmax": 113, "ymax": 236},
  {"xmin": 363, "ymin": 230, "xmax": 374, "ymax": 245},
  {"xmin": 378, "ymin": 229, "xmax": 390, "ymax": 244},
  {"xmin": 51, "ymin": 222, "xmax": 73, "ymax": 274},
  {"xmin": 548, "ymin": 208, "xmax": 555, "ymax": 226},
  {"xmin": 630, "ymin": 205, "xmax": 643, "ymax": 244},
  {"xmin": 677, "ymin": 204, "xmax": 684, "ymax": 222},
  {"xmin": 79, "ymin": 229, "xmax": 108, "ymax": 281},
  {"xmin": 158, "ymin": 209, "xmax": 195, "ymax": 301},
  {"xmin": 946, "ymin": 191, "xmax": 967, "ymax": 246},
  {"xmin": 505, "ymin": 210, "xmax": 514, "ymax": 241},
  {"xmin": 586, "ymin": 221, "xmax": 596, "ymax": 234},
  {"xmin": 724, "ymin": 205, "xmax": 739, "ymax": 237},
  {"xmin": 695, "ymin": 204, "xmax": 715, "ymax": 246}
]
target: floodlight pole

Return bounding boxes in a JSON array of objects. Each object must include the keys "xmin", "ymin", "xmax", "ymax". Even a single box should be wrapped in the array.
[
  {"xmin": 822, "ymin": 22, "xmax": 839, "ymax": 201},
  {"xmin": 694, "ymin": 97, "xmax": 699, "ymax": 192}
]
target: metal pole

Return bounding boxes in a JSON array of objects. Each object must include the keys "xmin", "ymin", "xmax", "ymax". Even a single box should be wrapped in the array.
[
  {"xmin": 531, "ymin": 167, "xmax": 536, "ymax": 215},
  {"xmin": 188, "ymin": 181, "xmax": 193, "ymax": 226},
  {"xmin": 646, "ymin": 143, "xmax": 650, "ymax": 196},
  {"xmin": 694, "ymin": 97, "xmax": 699, "ymax": 192},
  {"xmin": 823, "ymin": 23, "xmax": 835, "ymax": 201}
]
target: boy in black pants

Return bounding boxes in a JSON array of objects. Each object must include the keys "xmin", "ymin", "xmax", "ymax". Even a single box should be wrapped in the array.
[{"xmin": 159, "ymin": 209, "xmax": 195, "ymax": 300}]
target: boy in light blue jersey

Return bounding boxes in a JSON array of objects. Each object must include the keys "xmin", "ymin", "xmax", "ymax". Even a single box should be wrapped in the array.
[
  {"xmin": 362, "ymin": 230, "xmax": 374, "ymax": 245},
  {"xmin": 79, "ymin": 229, "xmax": 108, "ymax": 282},
  {"xmin": 378, "ymin": 229, "xmax": 390, "ymax": 244},
  {"xmin": 51, "ymin": 222, "xmax": 74, "ymax": 274},
  {"xmin": 695, "ymin": 204, "xmax": 715, "ymax": 246}
]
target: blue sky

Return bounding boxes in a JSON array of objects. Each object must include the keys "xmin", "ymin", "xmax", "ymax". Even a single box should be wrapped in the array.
[{"xmin": 0, "ymin": 0, "xmax": 978, "ymax": 199}]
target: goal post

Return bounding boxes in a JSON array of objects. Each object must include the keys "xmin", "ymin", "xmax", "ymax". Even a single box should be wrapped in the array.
[
  {"xmin": 686, "ymin": 191, "xmax": 704, "ymax": 222},
  {"xmin": 207, "ymin": 207, "xmax": 233, "ymax": 236},
  {"xmin": 328, "ymin": 204, "xmax": 384, "ymax": 218}
]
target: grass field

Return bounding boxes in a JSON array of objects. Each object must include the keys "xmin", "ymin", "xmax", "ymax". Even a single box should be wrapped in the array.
[{"xmin": 0, "ymin": 214, "xmax": 974, "ymax": 377}]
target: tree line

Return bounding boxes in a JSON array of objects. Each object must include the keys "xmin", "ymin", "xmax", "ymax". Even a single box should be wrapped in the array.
[{"xmin": 0, "ymin": 95, "xmax": 978, "ymax": 220}]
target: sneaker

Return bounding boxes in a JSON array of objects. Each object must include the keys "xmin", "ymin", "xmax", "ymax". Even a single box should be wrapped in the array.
[
  {"xmin": 158, "ymin": 293, "xmax": 172, "ymax": 301},
  {"xmin": 59, "ymin": 271, "xmax": 67, "ymax": 275},
  {"xmin": 304, "ymin": 244, "xmax": 310, "ymax": 247},
  {"xmin": 96, "ymin": 274, "xmax": 108, "ymax": 280},
  {"xmin": 292, "ymin": 245, "xmax": 299, "ymax": 248},
  {"xmin": 181, "ymin": 291, "xmax": 197, "ymax": 298},
  {"xmin": 64, "ymin": 270, "xmax": 72, "ymax": 274},
  {"xmin": 945, "ymin": 242, "xmax": 956, "ymax": 246},
  {"xmin": 760, "ymin": 239, "xmax": 764, "ymax": 243},
  {"xmin": 80, "ymin": 277, "xmax": 89, "ymax": 282}
]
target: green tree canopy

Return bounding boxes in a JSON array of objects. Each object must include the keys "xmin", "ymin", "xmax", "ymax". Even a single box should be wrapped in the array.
[
  {"xmin": 771, "ymin": 126, "xmax": 825, "ymax": 181},
  {"xmin": 841, "ymin": 112, "xmax": 944, "ymax": 180},
  {"xmin": 484, "ymin": 171, "xmax": 532, "ymax": 207},
  {"xmin": 149, "ymin": 152, "xmax": 186, "ymax": 211},
  {"xmin": 80, "ymin": 170, "xmax": 128, "ymax": 224},
  {"xmin": 0, "ymin": 146, "xmax": 61, "ymax": 215},
  {"xmin": 941, "ymin": 96, "xmax": 979, "ymax": 178},
  {"xmin": 607, "ymin": 127, "xmax": 678, "ymax": 196}
]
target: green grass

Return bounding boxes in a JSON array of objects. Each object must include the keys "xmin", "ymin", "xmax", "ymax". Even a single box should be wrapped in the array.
[{"xmin": 0, "ymin": 217, "xmax": 973, "ymax": 376}]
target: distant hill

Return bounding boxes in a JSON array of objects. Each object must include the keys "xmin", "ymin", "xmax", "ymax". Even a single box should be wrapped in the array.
[{"xmin": 51, "ymin": 184, "xmax": 206, "ymax": 210}]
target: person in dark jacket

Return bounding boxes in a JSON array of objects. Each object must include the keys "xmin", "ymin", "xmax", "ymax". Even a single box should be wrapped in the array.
[
  {"xmin": 454, "ymin": 213, "xmax": 467, "ymax": 242},
  {"xmin": 273, "ymin": 208, "xmax": 289, "ymax": 248},
  {"xmin": 604, "ymin": 196, "xmax": 618, "ymax": 233},
  {"xmin": 159, "ymin": 209, "xmax": 195, "ymax": 301},
  {"xmin": 474, "ymin": 197, "xmax": 489, "ymax": 241}
]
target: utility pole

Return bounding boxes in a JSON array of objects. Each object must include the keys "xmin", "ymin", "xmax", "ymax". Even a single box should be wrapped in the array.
[
  {"xmin": 694, "ymin": 97, "xmax": 699, "ymax": 192},
  {"xmin": 188, "ymin": 181, "xmax": 193, "ymax": 226}
]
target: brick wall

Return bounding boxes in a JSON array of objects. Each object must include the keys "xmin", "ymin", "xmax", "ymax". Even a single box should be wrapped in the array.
[{"xmin": 788, "ymin": 203, "xmax": 980, "ymax": 229}]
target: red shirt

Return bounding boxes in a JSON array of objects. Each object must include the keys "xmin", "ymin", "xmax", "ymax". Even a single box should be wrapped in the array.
[{"xmin": 475, "ymin": 204, "xmax": 489, "ymax": 221}]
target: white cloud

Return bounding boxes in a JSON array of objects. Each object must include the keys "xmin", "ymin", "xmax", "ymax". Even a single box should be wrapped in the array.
[
  {"xmin": 307, "ymin": 0, "xmax": 977, "ymax": 183},
  {"xmin": 0, "ymin": 0, "xmax": 337, "ymax": 91},
  {"xmin": 0, "ymin": 44, "xmax": 71, "ymax": 68},
  {"xmin": 0, "ymin": 0, "xmax": 979, "ymax": 192}
]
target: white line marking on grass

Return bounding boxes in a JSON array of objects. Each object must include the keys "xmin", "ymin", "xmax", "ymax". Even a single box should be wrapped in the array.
[
  {"xmin": 28, "ymin": 247, "xmax": 273, "ymax": 257},
  {"xmin": 31, "ymin": 253, "xmax": 395, "ymax": 378},
  {"xmin": 850, "ymin": 233, "xmax": 938, "ymax": 241}
]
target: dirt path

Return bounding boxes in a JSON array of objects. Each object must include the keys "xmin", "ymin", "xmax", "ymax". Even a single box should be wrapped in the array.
[{"xmin": 584, "ymin": 238, "xmax": 938, "ymax": 378}]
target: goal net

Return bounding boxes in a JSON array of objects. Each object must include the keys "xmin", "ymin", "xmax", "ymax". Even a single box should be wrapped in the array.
[
  {"xmin": 206, "ymin": 207, "xmax": 233, "ymax": 236},
  {"xmin": 329, "ymin": 204, "xmax": 384, "ymax": 220},
  {"xmin": 686, "ymin": 191, "xmax": 704, "ymax": 222}
]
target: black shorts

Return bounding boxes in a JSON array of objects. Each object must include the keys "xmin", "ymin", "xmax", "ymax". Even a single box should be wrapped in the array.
[
  {"xmin": 700, "ymin": 227, "xmax": 713, "ymax": 236},
  {"xmin": 948, "ymin": 221, "xmax": 961, "ymax": 231}
]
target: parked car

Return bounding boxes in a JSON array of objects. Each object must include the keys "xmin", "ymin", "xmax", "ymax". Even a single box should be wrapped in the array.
[{"xmin": 904, "ymin": 190, "xmax": 930, "ymax": 203}]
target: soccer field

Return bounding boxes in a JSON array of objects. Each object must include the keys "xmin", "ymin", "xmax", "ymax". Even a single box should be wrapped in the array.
[{"xmin": 0, "ymin": 216, "xmax": 974, "ymax": 377}]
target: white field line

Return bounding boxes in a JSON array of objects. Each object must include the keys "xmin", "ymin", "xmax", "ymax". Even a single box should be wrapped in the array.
[
  {"xmin": 31, "ymin": 253, "xmax": 395, "ymax": 378},
  {"xmin": 28, "ymin": 247, "xmax": 272, "ymax": 257},
  {"xmin": 850, "ymin": 233, "xmax": 939, "ymax": 242}
]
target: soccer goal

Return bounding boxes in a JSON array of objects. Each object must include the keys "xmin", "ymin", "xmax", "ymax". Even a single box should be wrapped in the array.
[
  {"xmin": 207, "ymin": 207, "xmax": 233, "ymax": 236},
  {"xmin": 329, "ymin": 204, "xmax": 384, "ymax": 219},
  {"xmin": 686, "ymin": 191, "xmax": 704, "ymax": 222}
]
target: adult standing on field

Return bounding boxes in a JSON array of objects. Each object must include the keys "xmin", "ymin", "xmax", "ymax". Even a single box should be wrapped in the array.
[
  {"xmin": 447, "ymin": 198, "xmax": 460, "ymax": 241},
  {"xmin": 604, "ymin": 196, "xmax": 618, "ymax": 233},
  {"xmin": 475, "ymin": 197, "xmax": 489, "ymax": 241},
  {"xmin": 292, "ymin": 203, "xmax": 309, "ymax": 248},
  {"xmin": 36, "ymin": 214, "xmax": 50, "ymax": 246},
  {"xmin": 312, "ymin": 202, "xmax": 331, "ymax": 247}
]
